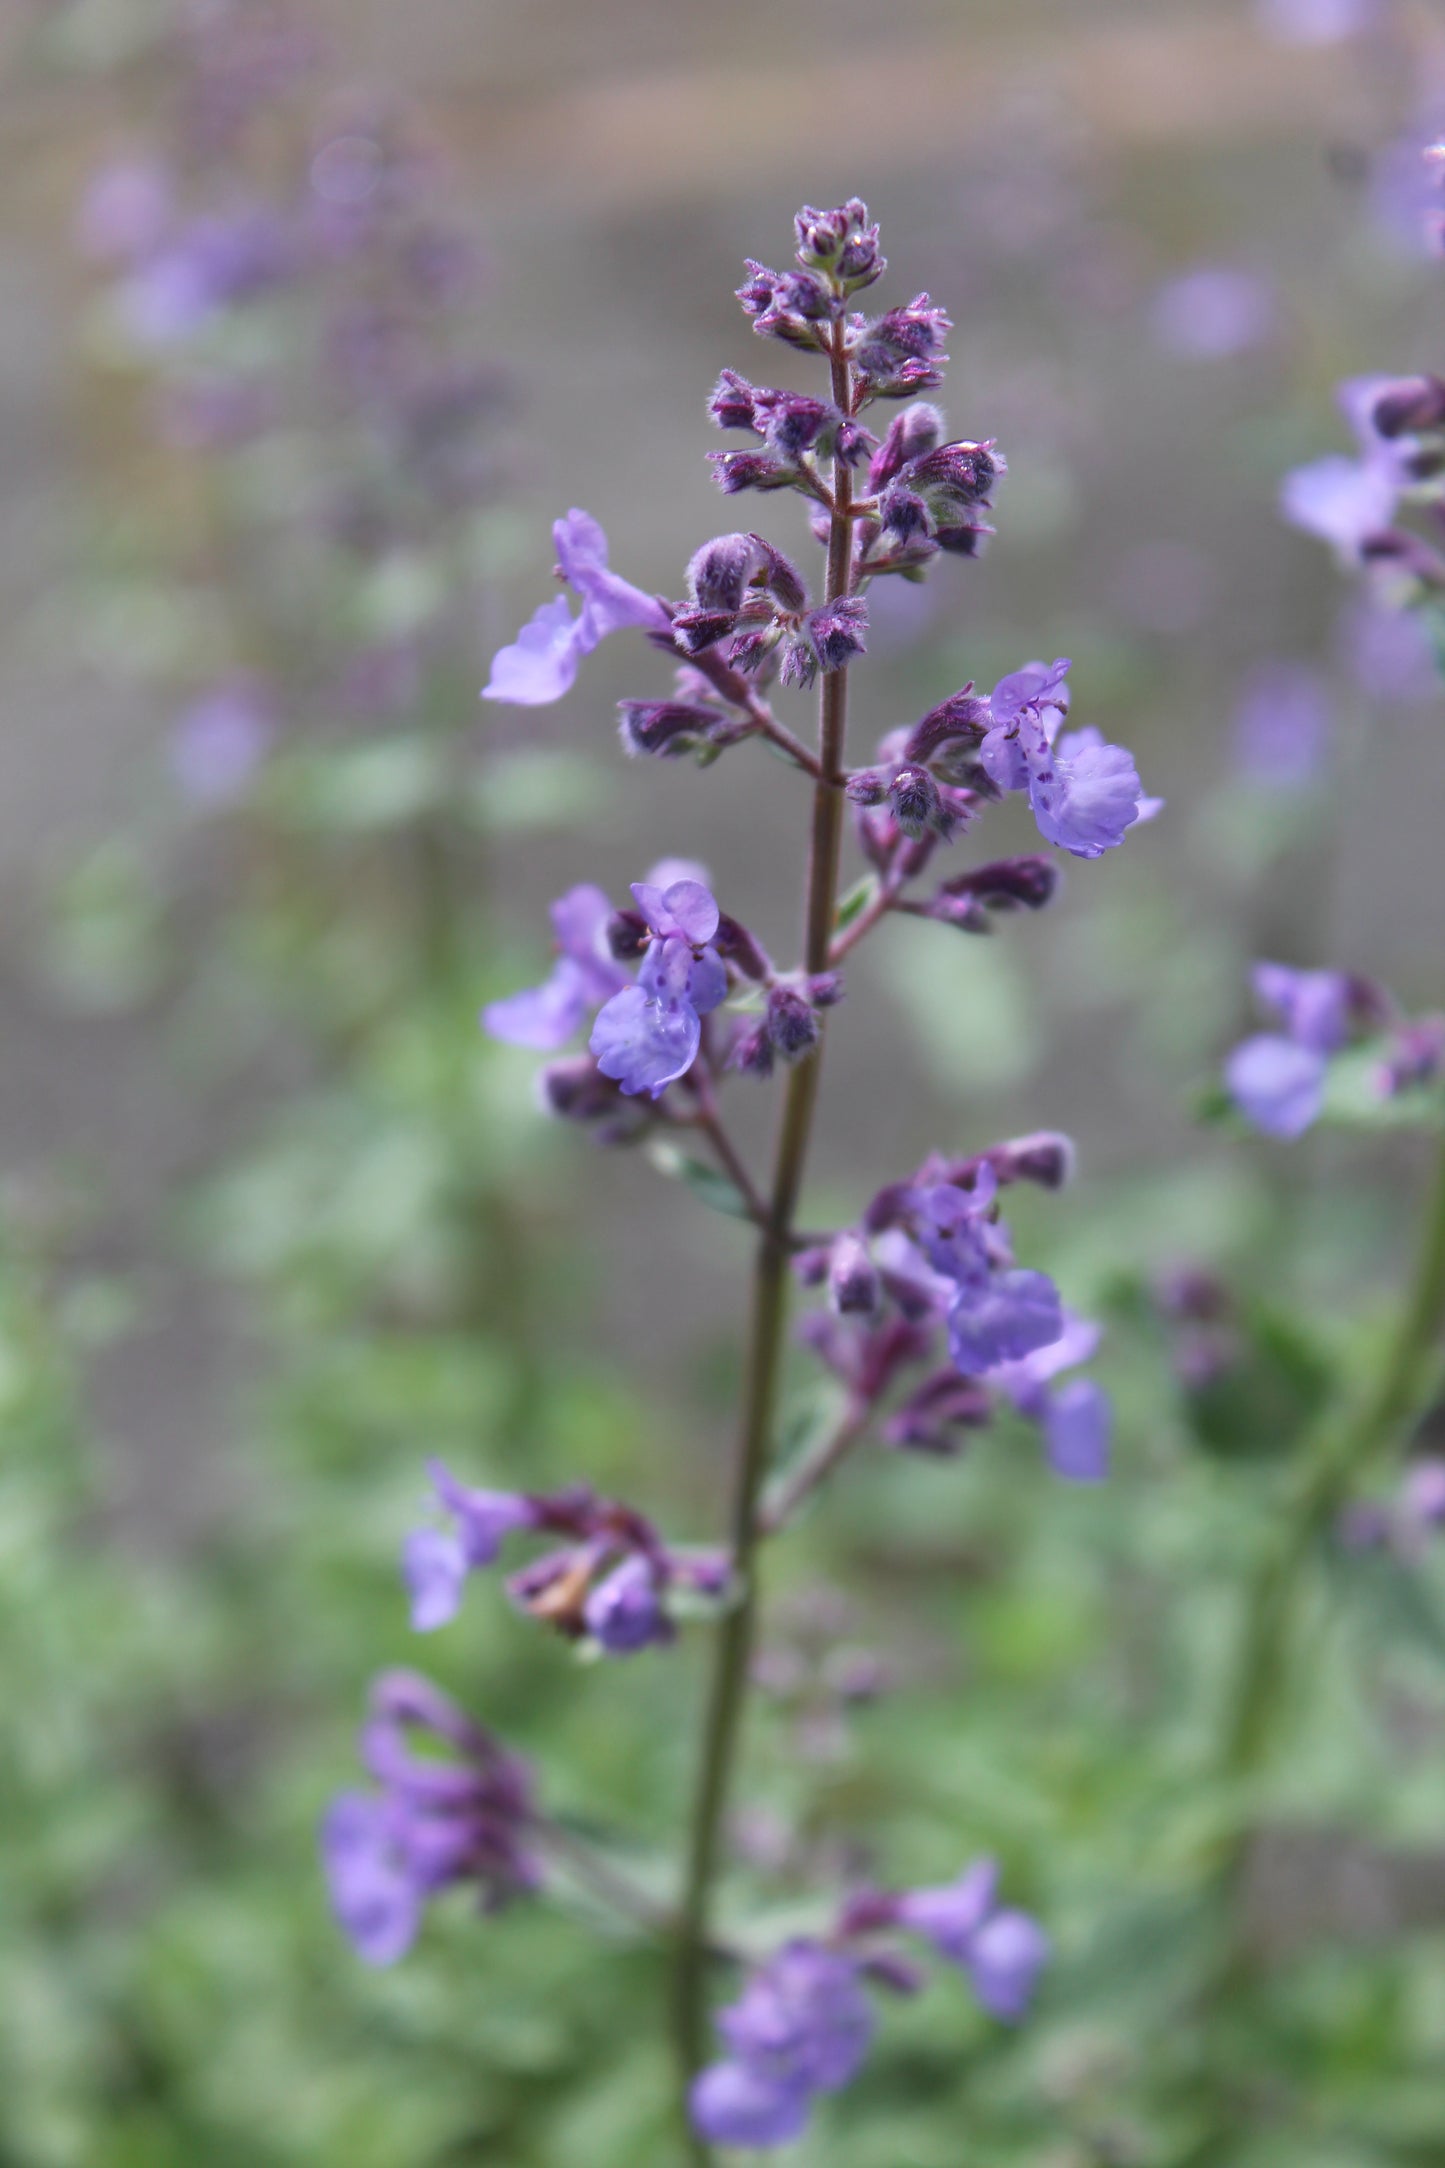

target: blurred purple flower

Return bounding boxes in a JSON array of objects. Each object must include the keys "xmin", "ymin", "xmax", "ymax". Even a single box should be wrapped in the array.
[
  {"xmin": 1232, "ymin": 661, "xmax": 1331, "ymax": 788},
  {"xmin": 1280, "ymin": 455, "xmax": 1397, "ymax": 564},
  {"xmin": 1340, "ymin": 595, "xmax": 1442, "ymax": 704},
  {"xmin": 78, "ymin": 158, "xmax": 172, "ymax": 262},
  {"xmin": 119, "ymin": 208, "xmax": 297, "ymax": 345},
  {"xmin": 483, "ymin": 884, "xmax": 627, "ymax": 1051},
  {"xmin": 979, "ymin": 659, "xmax": 1151, "ymax": 858},
  {"xmin": 691, "ymin": 1941, "xmax": 874, "ymax": 2150},
  {"xmin": 482, "ymin": 509, "xmax": 670, "ymax": 705},
  {"xmin": 321, "ymin": 1669, "xmax": 538, "ymax": 1965},
  {"xmin": 170, "ymin": 681, "xmax": 274, "ymax": 804},
  {"xmin": 403, "ymin": 1460, "xmax": 539, "ymax": 1631},
  {"xmin": 1226, "ymin": 1035, "xmax": 1329, "ymax": 1138},
  {"xmin": 889, "ymin": 1857, "xmax": 1049, "ymax": 2019},
  {"xmin": 1150, "ymin": 266, "xmax": 1277, "ymax": 360},
  {"xmin": 1257, "ymin": 0, "xmax": 1378, "ymax": 47}
]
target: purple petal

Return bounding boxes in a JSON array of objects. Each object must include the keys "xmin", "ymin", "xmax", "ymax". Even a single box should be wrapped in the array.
[
  {"xmin": 428, "ymin": 1462, "xmax": 536, "ymax": 1565},
  {"xmin": 990, "ymin": 1313, "xmax": 1104, "ymax": 1413},
  {"xmin": 1280, "ymin": 455, "xmax": 1397, "ymax": 561},
  {"xmin": 554, "ymin": 506, "xmax": 669, "ymax": 638},
  {"xmin": 482, "ymin": 958, "xmax": 595, "ymax": 1050},
  {"xmin": 687, "ymin": 948, "xmax": 729, "ymax": 1016},
  {"xmin": 590, "ymin": 983, "xmax": 700, "ymax": 1097},
  {"xmin": 582, "ymin": 1555, "xmax": 670, "ymax": 1654},
  {"xmin": 661, "ymin": 878, "xmax": 720, "ymax": 946},
  {"xmin": 949, "ymin": 1268, "xmax": 1065, "ymax": 1376},
  {"xmin": 402, "ymin": 1527, "xmax": 469, "ymax": 1631},
  {"xmin": 1029, "ymin": 735, "xmax": 1143, "ymax": 858},
  {"xmin": 897, "ymin": 1859, "xmax": 1000, "ymax": 1961},
  {"xmin": 482, "ymin": 594, "xmax": 586, "ymax": 705},
  {"xmin": 1251, "ymin": 962, "xmax": 1352, "ymax": 1054},
  {"xmin": 690, "ymin": 2063, "xmax": 810, "ymax": 2148},
  {"xmin": 1043, "ymin": 1378, "xmax": 1111, "ymax": 1482},
  {"xmin": 967, "ymin": 1908, "xmax": 1050, "ymax": 2022},
  {"xmin": 1225, "ymin": 1034, "xmax": 1327, "ymax": 1138},
  {"xmin": 320, "ymin": 1793, "xmax": 420, "ymax": 1966},
  {"xmin": 990, "ymin": 657, "xmax": 1071, "ymax": 723}
]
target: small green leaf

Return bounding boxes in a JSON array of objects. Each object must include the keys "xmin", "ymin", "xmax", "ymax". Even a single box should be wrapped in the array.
[
  {"xmin": 833, "ymin": 876, "xmax": 878, "ymax": 932},
  {"xmin": 645, "ymin": 1142, "xmax": 752, "ymax": 1220}
]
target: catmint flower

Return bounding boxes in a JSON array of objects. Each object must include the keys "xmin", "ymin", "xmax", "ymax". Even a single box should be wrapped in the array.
[
  {"xmin": 591, "ymin": 877, "xmax": 729, "ymax": 1098},
  {"xmin": 404, "ymin": 1460, "xmax": 539, "ymax": 1630},
  {"xmin": 1225, "ymin": 961, "xmax": 1388, "ymax": 1137},
  {"xmin": 582, "ymin": 1554, "xmax": 672, "ymax": 1654},
  {"xmin": 482, "ymin": 509, "xmax": 669, "ymax": 705},
  {"xmin": 966, "ymin": 1909, "xmax": 1052, "ymax": 2021},
  {"xmin": 119, "ymin": 208, "xmax": 297, "ymax": 345},
  {"xmin": 907, "ymin": 1180, "xmax": 1066, "ymax": 1376},
  {"xmin": 978, "ymin": 658, "xmax": 1152, "ymax": 858},
  {"xmin": 321, "ymin": 1669, "xmax": 538, "ymax": 1965},
  {"xmin": 1280, "ymin": 455, "xmax": 1398, "ymax": 563},
  {"xmin": 690, "ymin": 1941, "xmax": 875, "ymax": 2151},
  {"xmin": 482, "ymin": 884, "xmax": 628, "ymax": 1051}
]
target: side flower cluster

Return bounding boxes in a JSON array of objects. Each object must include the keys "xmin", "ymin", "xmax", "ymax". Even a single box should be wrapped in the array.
[{"xmin": 1225, "ymin": 961, "xmax": 1442, "ymax": 1137}]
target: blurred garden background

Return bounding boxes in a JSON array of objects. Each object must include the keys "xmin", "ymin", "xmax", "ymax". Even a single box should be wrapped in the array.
[{"xmin": 3, "ymin": 0, "xmax": 1445, "ymax": 2162}]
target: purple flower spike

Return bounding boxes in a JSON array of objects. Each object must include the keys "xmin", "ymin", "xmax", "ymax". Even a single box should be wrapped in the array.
[
  {"xmin": 1225, "ymin": 1035, "xmax": 1327, "ymax": 1138},
  {"xmin": 966, "ymin": 1909, "xmax": 1051, "ymax": 2022},
  {"xmin": 583, "ymin": 1555, "xmax": 672, "ymax": 1655},
  {"xmin": 482, "ymin": 884, "xmax": 627, "ymax": 1051},
  {"xmin": 482, "ymin": 509, "xmax": 668, "ymax": 705},
  {"xmin": 591, "ymin": 877, "xmax": 728, "ymax": 1098}
]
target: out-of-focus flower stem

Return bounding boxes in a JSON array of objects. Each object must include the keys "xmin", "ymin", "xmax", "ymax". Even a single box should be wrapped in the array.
[
  {"xmin": 1212, "ymin": 1124, "xmax": 1445, "ymax": 1922},
  {"xmin": 672, "ymin": 324, "xmax": 856, "ymax": 2164}
]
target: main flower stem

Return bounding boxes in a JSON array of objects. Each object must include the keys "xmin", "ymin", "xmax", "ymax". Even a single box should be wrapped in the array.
[{"xmin": 672, "ymin": 330, "xmax": 855, "ymax": 2157}]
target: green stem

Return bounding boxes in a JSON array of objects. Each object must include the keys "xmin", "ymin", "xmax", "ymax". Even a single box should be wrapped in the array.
[{"xmin": 671, "ymin": 325, "xmax": 855, "ymax": 2161}]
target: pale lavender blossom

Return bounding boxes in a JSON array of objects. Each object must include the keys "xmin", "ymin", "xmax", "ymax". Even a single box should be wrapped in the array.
[
  {"xmin": 1226, "ymin": 1035, "xmax": 1329, "ymax": 1138},
  {"xmin": 482, "ymin": 509, "xmax": 670, "ymax": 705},
  {"xmin": 1232, "ymin": 661, "xmax": 1331, "ymax": 788},
  {"xmin": 1150, "ymin": 266, "xmax": 1277, "ymax": 360},
  {"xmin": 590, "ymin": 877, "xmax": 728, "ymax": 1098},
  {"xmin": 1280, "ymin": 455, "xmax": 1398, "ymax": 564},
  {"xmin": 888, "ymin": 1857, "xmax": 1049, "ymax": 2019},
  {"xmin": 403, "ymin": 1461, "xmax": 538, "ymax": 1631},
  {"xmin": 966, "ymin": 1909, "xmax": 1052, "ymax": 2021},
  {"xmin": 979, "ymin": 659, "xmax": 1150, "ymax": 858},
  {"xmin": 582, "ymin": 1555, "xmax": 672, "ymax": 1654}
]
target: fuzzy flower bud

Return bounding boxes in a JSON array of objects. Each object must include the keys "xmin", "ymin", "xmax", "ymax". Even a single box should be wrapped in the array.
[
  {"xmin": 827, "ymin": 1232, "xmax": 881, "ymax": 1317},
  {"xmin": 688, "ymin": 532, "xmax": 762, "ymax": 612},
  {"xmin": 618, "ymin": 700, "xmax": 722, "ymax": 758},
  {"xmin": 709, "ymin": 448, "xmax": 798, "ymax": 495},
  {"xmin": 869, "ymin": 403, "xmax": 945, "ymax": 490},
  {"xmin": 766, "ymin": 984, "xmax": 821, "ymax": 1062},
  {"xmin": 794, "ymin": 198, "xmax": 884, "ymax": 289},
  {"xmin": 709, "ymin": 367, "xmax": 759, "ymax": 430}
]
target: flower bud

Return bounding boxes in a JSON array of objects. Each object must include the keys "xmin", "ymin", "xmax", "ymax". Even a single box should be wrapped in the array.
[
  {"xmin": 909, "ymin": 438, "xmax": 1004, "ymax": 508},
  {"xmin": 845, "ymin": 767, "xmax": 891, "ymax": 807},
  {"xmin": 687, "ymin": 532, "xmax": 761, "ymax": 611},
  {"xmin": 671, "ymin": 605, "xmax": 739, "ymax": 654},
  {"xmin": 752, "ymin": 387, "xmax": 837, "ymax": 457},
  {"xmin": 868, "ymin": 403, "xmax": 944, "ymax": 490},
  {"xmin": 728, "ymin": 1017, "xmax": 775, "ymax": 1078},
  {"xmin": 935, "ymin": 518, "xmax": 994, "ymax": 557},
  {"xmin": 746, "ymin": 532, "xmax": 809, "ymax": 611},
  {"xmin": 617, "ymin": 699, "xmax": 721, "ymax": 758},
  {"xmin": 708, "ymin": 448, "xmax": 797, "ymax": 495},
  {"xmin": 714, "ymin": 912, "xmax": 773, "ymax": 981},
  {"xmin": 902, "ymin": 689, "xmax": 991, "ymax": 765},
  {"xmin": 1364, "ymin": 373, "xmax": 1445, "ymax": 438},
  {"xmin": 889, "ymin": 764, "xmax": 942, "ymax": 839},
  {"xmin": 808, "ymin": 971, "xmax": 846, "ymax": 1008},
  {"xmin": 766, "ymin": 984, "xmax": 820, "ymax": 1061},
  {"xmin": 933, "ymin": 855, "xmax": 1059, "ymax": 917},
  {"xmin": 885, "ymin": 1369, "xmax": 992, "ymax": 1454},
  {"xmin": 805, "ymin": 595, "xmax": 868, "ymax": 673},
  {"xmin": 708, "ymin": 366, "xmax": 759, "ymax": 431},
  {"xmin": 794, "ymin": 198, "xmax": 884, "ymax": 289},
  {"xmin": 987, "ymin": 1131, "xmax": 1075, "ymax": 1190},
  {"xmin": 878, "ymin": 482, "xmax": 931, "ymax": 545},
  {"xmin": 828, "ymin": 1232, "xmax": 881, "ymax": 1317}
]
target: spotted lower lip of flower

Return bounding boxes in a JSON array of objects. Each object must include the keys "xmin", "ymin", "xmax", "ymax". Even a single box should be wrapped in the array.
[
  {"xmin": 481, "ymin": 508, "xmax": 670, "ymax": 705},
  {"xmin": 590, "ymin": 877, "xmax": 728, "ymax": 1099}
]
